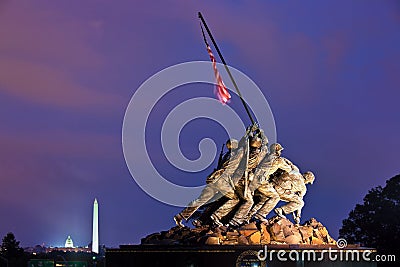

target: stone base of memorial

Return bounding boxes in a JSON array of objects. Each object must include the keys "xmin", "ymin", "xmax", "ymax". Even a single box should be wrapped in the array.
[{"xmin": 106, "ymin": 217, "xmax": 376, "ymax": 267}]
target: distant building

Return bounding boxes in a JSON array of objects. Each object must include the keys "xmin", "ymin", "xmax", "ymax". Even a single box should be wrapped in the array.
[
  {"xmin": 45, "ymin": 246, "xmax": 91, "ymax": 253},
  {"xmin": 23, "ymin": 245, "xmax": 46, "ymax": 254},
  {"xmin": 65, "ymin": 235, "xmax": 74, "ymax": 248},
  {"xmin": 25, "ymin": 199, "xmax": 100, "ymax": 255},
  {"xmin": 42, "ymin": 236, "xmax": 91, "ymax": 253}
]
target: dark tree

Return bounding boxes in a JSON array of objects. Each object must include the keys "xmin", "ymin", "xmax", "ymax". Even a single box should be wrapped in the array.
[
  {"xmin": 1, "ymin": 232, "xmax": 23, "ymax": 259},
  {"xmin": 339, "ymin": 174, "xmax": 400, "ymax": 253}
]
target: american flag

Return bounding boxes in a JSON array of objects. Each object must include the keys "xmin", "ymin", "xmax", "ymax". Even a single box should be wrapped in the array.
[{"xmin": 206, "ymin": 45, "xmax": 231, "ymax": 105}]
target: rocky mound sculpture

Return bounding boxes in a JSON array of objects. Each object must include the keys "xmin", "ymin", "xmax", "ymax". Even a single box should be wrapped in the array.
[{"xmin": 142, "ymin": 217, "xmax": 336, "ymax": 246}]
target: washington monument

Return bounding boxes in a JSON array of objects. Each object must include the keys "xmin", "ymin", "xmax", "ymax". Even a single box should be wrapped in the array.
[{"xmin": 92, "ymin": 198, "xmax": 99, "ymax": 253}]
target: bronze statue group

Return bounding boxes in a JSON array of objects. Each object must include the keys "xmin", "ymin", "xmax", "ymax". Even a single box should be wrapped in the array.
[{"xmin": 174, "ymin": 124, "xmax": 315, "ymax": 229}]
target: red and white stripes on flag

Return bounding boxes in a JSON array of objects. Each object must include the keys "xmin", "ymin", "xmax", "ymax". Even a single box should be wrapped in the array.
[{"xmin": 206, "ymin": 45, "xmax": 231, "ymax": 105}]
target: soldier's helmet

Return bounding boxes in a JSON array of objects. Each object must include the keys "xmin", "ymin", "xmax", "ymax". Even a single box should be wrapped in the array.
[
  {"xmin": 303, "ymin": 171, "xmax": 315, "ymax": 184},
  {"xmin": 226, "ymin": 139, "xmax": 238, "ymax": 150},
  {"xmin": 270, "ymin": 143, "xmax": 284, "ymax": 153},
  {"xmin": 249, "ymin": 136, "xmax": 262, "ymax": 148}
]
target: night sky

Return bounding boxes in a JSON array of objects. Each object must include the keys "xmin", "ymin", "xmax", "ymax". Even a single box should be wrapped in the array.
[{"xmin": 1, "ymin": 1, "xmax": 399, "ymax": 248}]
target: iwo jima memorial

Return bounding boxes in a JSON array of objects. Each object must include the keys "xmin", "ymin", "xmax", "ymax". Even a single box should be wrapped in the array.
[{"xmin": 108, "ymin": 13, "xmax": 376, "ymax": 267}]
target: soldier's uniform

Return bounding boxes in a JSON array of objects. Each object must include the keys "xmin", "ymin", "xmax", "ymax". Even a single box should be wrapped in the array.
[
  {"xmin": 211, "ymin": 134, "xmax": 268, "ymax": 226},
  {"xmin": 175, "ymin": 144, "xmax": 244, "ymax": 224},
  {"xmin": 273, "ymin": 169, "xmax": 314, "ymax": 223},
  {"xmin": 217, "ymin": 139, "xmax": 238, "ymax": 170},
  {"xmin": 273, "ymin": 171, "xmax": 306, "ymax": 213},
  {"xmin": 244, "ymin": 151, "xmax": 293, "ymax": 223}
]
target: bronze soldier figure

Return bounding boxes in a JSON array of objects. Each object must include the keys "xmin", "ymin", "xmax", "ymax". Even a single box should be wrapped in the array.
[
  {"xmin": 210, "ymin": 130, "xmax": 268, "ymax": 227},
  {"xmin": 273, "ymin": 170, "xmax": 315, "ymax": 224},
  {"xmin": 173, "ymin": 137, "xmax": 245, "ymax": 227},
  {"xmin": 244, "ymin": 143, "xmax": 293, "ymax": 223}
]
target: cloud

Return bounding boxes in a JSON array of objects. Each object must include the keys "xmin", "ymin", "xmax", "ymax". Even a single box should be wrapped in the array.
[
  {"xmin": 0, "ymin": 128, "xmax": 120, "ymax": 213},
  {"xmin": 0, "ymin": 59, "xmax": 122, "ymax": 109},
  {"xmin": 322, "ymin": 32, "xmax": 349, "ymax": 70},
  {"xmin": 0, "ymin": 129, "xmax": 119, "ymax": 162},
  {"xmin": 0, "ymin": 2, "xmax": 102, "ymax": 68},
  {"xmin": 0, "ymin": 2, "xmax": 123, "ymax": 110}
]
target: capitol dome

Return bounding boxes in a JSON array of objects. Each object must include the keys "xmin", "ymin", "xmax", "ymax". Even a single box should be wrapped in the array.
[{"xmin": 65, "ymin": 235, "xmax": 74, "ymax": 248}]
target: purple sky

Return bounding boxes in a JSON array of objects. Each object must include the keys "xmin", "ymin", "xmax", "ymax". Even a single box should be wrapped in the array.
[{"xmin": 1, "ymin": 1, "xmax": 399, "ymax": 248}]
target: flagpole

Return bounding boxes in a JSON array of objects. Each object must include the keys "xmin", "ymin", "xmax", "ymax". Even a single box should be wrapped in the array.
[{"xmin": 198, "ymin": 12, "xmax": 256, "ymax": 126}]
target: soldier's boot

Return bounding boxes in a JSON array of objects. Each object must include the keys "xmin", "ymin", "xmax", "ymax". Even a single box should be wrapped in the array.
[
  {"xmin": 227, "ymin": 219, "xmax": 240, "ymax": 229},
  {"xmin": 192, "ymin": 219, "xmax": 202, "ymax": 227},
  {"xmin": 254, "ymin": 213, "xmax": 269, "ymax": 224},
  {"xmin": 210, "ymin": 214, "xmax": 223, "ymax": 227},
  {"xmin": 293, "ymin": 213, "xmax": 300, "ymax": 225},
  {"xmin": 274, "ymin": 207, "xmax": 286, "ymax": 219},
  {"xmin": 242, "ymin": 216, "xmax": 251, "ymax": 225},
  {"xmin": 174, "ymin": 213, "xmax": 185, "ymax": 228},
  {"xmin": 243, "ymin": 210, "xmax": 256, "ymax": 224}
]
